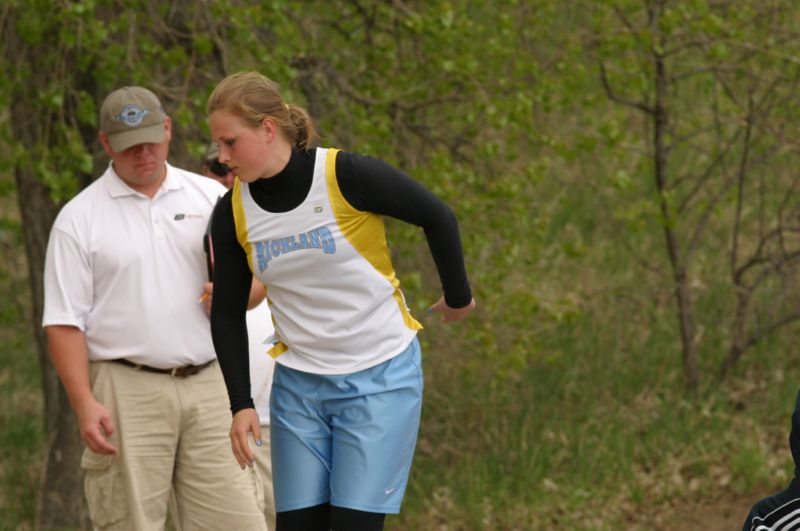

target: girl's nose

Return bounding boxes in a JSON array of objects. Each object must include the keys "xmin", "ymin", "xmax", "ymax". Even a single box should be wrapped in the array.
[{"xmin": 217, "ymin": 145, "xmax": 231, "ymax": 163}]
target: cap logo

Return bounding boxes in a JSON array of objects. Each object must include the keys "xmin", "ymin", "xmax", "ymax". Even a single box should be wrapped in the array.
[{"xmin": 115, "ymin": 104, "xmax": 149, "ymax": 127}]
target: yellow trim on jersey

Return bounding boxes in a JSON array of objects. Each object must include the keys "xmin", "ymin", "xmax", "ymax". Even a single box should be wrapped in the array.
[
  {"xmin": 260, "ymin": 288, "xmax": 286, "ymax": 358},
  {"xmin": 231, "ymin": 177, "xmax": 255, "ymax": 274},
  {"xmin": 324, "ymin": 148, "xmax": 422, "ymax": 331},
  {"xmin": 268, "ymin": 341, "xmax": 288, "ymax": 358}
]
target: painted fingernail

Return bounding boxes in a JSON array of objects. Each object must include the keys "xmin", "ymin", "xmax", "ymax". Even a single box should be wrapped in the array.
[{"xmin": 256, "ymin": 439, "xmax": 263, "ymax": 447}]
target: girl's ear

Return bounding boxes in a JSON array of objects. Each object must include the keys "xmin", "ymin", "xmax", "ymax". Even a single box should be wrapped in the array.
[{"xmin": 261, "ymin": 117, "xmax": 276, "ymax": 142}]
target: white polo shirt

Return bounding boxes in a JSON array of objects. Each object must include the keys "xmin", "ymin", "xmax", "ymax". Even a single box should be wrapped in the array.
[{"xmin": 42, "ymin": 162, "xmax": 227, "ymax": 368}]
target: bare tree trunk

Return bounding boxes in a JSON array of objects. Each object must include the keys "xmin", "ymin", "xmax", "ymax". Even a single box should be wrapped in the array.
[
  {"xmin": 719, "ymin": 291, "xmax": 748, "ymax": 380},
  {"xmin": 13, "ymin": 158, "xmax": 90, "ymax": 529},
  {"xmin": 718, "ymin": 110, "xmax": 754, "ymax": 381},
  {"xmin": 7, "ymin": 30, "xmax": 92, "ymax": 531},
  {"xmin": 650, "ymin": 29, "xmax": 699, "ymax": 393},
  {"xmin": 672, "ymin": 270, "xmax": 699, "ymax": 392}
]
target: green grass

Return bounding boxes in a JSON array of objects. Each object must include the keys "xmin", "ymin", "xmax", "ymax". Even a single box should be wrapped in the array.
[
  {"xmin": 3, "ymin": 256, "xmax": 799, "ymax": 530},
  {"xmin": 387, "ymin": 309, "xmax": 800, "ymax": 529},
  {"xmin": 0, "ymin": 201, "xmax": 46, "ymax": 530},
  {"xmin": 5, "ymin": 227, "xmax": 799, "ymax": 531},
  {"xmin": 0, "ymin": 306, "xmax": 45, "ymax": 529}
]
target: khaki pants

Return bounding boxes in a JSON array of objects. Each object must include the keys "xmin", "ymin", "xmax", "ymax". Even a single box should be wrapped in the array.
[
  {"xmin": 82, "ymin": 360, "xmax": 266, "ymax": 531},
  {"xmin": 251, "ymin": 431, "xmax": 276, "ymax": 531}
]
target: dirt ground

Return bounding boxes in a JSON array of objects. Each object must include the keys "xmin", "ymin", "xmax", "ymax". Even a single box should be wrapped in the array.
[
  {"xmin": 669, "ymin": 495, "xmax": 753, "ymax": 530},
  {"xmin": 645, "ymin": 492, "xmax": 756, "ymax": 531}
]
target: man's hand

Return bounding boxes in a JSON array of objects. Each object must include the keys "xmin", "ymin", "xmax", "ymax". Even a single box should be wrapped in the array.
[
  {"xmin": 45, "ymin": 325, "xmax": 117, "ymax": 454},
  {"xmin": 76, "ymin": 398, "xmax": 118, "ymax": 455},
  {"xmin": 199, "ymin": 281, "xmax": 213, "ymax": 316}
]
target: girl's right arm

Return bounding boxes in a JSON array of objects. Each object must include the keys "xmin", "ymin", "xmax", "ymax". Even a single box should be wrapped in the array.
[{"xmin": 209, "ymin": 192, "xmax": 257, "ymax": 414}]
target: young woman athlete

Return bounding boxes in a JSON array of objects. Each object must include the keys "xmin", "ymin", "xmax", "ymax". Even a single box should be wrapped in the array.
[{"xmin": 207, "ymin": 71, "xmax": 475, "ymax": 531}]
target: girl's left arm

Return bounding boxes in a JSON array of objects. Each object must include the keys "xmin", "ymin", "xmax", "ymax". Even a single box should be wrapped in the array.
[{"xmin": 337, "ymin": 152, "xmax": 475, "ymax": 315}]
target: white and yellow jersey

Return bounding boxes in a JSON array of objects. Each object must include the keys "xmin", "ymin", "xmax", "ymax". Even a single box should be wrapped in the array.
[{"xmin": 231, "ymin": 148, "xmax": 421, "ymax": 374}]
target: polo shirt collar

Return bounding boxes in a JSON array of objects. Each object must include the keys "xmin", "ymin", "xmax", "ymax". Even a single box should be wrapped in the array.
[{"xmin": 104, "ymin": 161, "xmax": 183, "ymax": 198}]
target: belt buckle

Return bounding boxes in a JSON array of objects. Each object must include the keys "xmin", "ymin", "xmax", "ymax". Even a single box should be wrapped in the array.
[{"xmin": 171, "ymin": 365, "xmax": 198, "ymax": 378}]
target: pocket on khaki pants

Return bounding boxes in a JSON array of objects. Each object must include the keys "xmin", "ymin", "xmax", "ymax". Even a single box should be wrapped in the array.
[
  {"xmin": 248, "ymin": 463, "xmax": 266, "ymax": 514},
  {"xmin": 81, "ymin": 448, "xmax": 128, "ymax": 527}
]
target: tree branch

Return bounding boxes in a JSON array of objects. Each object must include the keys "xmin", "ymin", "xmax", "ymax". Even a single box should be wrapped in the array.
[{"xmin": 598, "ymin": 61, "xmax": 655, "ymax": 114}]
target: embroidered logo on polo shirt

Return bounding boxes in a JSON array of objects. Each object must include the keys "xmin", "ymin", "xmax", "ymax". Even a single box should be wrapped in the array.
[{"xmin": 174, "ymin": 213, "xmax": 205, "ymax": 221}]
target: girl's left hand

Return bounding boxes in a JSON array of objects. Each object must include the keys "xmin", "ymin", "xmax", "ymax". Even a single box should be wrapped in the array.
[{"xmin": 429, "ymin": 297, "xmax": 476, "ymax": 323}]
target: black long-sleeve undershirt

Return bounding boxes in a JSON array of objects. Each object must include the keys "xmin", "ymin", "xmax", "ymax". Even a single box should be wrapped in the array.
[{"xmin": 210, "ymin": 148, "xmax": 472, "ymax": 414}]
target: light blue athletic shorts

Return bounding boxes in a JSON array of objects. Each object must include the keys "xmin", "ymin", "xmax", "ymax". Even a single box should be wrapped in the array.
[{"xmin": 270, "ymin": 337, "xmax": 423, "ymax": 514}]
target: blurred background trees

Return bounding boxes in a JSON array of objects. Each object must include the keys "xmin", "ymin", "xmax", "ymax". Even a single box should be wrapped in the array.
[{"xmin": 3, "ymin": 1, "xmax": 800, "ymax": 528}]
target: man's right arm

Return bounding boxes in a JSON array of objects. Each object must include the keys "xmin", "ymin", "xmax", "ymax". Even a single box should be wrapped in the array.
[
  {"xmin": 45, "ymin": 325, "xmax": 117, "ymax": 455},
  {"xmin": 43, "ymin": 214, "xmax": 118, "ymax": 455}
]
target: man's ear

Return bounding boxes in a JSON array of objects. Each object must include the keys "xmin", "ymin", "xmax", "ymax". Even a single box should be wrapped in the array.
[
  {"xmin": 98, "ymin": 131, "xmax": 115, "ymax": 157},
  {"xmin": 163, "ymin": 116, "xmax": 173, "ymax": 142}
]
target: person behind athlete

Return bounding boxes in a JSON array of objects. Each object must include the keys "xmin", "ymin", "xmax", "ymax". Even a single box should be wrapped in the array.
[
  {"xmin": 42, "ymin": 86, "xmax": 266, "ymax": 530},
  {"xmin": 202, "ymin": 143, "xmax": 236, "ymax": 189},
  {"xmin": 742, "ymin": 391, "xmax": 800, "ymax": 530},
  {"xmin": 202, "ymin": 142, "xmax": 277, "ymax": 531},
  {"xmin": 206, "ymin": 71, "xmax": 476, "ymax": 531}
]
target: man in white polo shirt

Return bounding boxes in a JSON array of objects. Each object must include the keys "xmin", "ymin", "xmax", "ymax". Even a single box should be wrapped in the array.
[{"xmin": 42, "ymin": 86, "xmax": 266, "ymax": 530}]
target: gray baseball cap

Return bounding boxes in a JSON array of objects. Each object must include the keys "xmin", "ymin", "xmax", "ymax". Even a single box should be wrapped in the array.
[
  {"xmin": 204, "ymin": 142, "xmax": 219, "ymax": 162},
  {"xmin": 100, "ymin": 87, "xmax": 167, "ymax": 152}
]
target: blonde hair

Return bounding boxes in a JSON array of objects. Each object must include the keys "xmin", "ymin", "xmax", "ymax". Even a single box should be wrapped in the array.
[{"xmin": 207, "ymin": 71, "xmax": 318, "ymax": 150}]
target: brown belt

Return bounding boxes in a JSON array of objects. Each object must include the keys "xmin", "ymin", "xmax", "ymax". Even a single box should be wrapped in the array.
[{"xmin": 110, "ymin": 358, "xmax": 216, "ymax": 378}]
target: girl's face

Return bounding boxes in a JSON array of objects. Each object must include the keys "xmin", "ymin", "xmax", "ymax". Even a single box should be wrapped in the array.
[{"xmin": 209, "ymin": 110, "xmax": 281, "ymax": 183}]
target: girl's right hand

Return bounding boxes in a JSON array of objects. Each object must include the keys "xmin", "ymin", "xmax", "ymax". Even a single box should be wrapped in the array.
[{"xmin": 229, "ymin": 408, "xmax": 262, "ymax": 469}]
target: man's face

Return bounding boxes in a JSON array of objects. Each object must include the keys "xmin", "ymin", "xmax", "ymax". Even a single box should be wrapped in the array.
[{"xmin": 99, "ymin": 118, "xmax": 172, "ymax": 196}]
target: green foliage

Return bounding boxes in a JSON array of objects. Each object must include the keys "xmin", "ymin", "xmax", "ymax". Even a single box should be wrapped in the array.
[
  {"xmin": 0, "ymin": 197, "xmax": 42, "ymax": 528},
  {"xmin": 7, "ymin": 0, "xmax": 800, "ymax": 529}
]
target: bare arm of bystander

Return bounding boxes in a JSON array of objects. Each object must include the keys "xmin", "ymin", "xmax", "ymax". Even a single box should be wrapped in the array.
[{"xmin": 45, "ymin": 325, "xmax": 118, "ymax": 455}]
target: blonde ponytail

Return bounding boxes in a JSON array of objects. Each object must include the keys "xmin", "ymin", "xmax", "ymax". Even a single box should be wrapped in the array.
[{"xmin": 208, "ymin": 71, "xmax": 318, "ymax": 150}]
